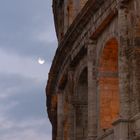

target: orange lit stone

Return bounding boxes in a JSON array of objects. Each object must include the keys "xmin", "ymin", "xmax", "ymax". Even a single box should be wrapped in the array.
[
  {"xmin": 99, "ymin": 38, "xmax": 120, "ymax": 129},
  {"xmin": 51, "ymin": 95, "xmax": 57, "ymax": 110}
]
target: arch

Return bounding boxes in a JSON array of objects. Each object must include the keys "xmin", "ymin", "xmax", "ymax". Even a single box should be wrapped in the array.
[
  {"xmin": 98, "ymin": 38, "xmax": 120, "ymax": 130},
  {"xmin": 74, "ymin": 68, "xmax": 88, "ymax": 140},
  {"xmin": 74, "ymin": 57, "xmax": 87, "ymax": 90},
  {"xmin": 76, "ymin": 68, "xmax": 88, "ymax": 104}
]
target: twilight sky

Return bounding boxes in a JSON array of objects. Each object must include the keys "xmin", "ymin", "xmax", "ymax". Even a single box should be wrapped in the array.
[{"xmin": 0, "ymin": 0, "xmax": 57, "ymax": 139}]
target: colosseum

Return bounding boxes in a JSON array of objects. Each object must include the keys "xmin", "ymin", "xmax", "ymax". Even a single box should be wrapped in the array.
[{"xmin": 46, "ymin": 0, "xmax": 140, "ymax": 140}]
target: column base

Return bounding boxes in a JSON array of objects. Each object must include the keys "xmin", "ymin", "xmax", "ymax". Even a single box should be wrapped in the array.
[{"xmin": 131, "ymin": 113, "xmax": 140, "ymax": 138}]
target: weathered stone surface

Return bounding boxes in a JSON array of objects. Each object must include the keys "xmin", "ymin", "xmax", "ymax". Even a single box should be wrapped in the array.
[{"xmin": 46, "ymin": 0, "xmax": 140, "ymax": 140}]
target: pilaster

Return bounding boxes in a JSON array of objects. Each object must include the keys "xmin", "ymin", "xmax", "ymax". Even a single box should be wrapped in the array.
[
  {"xmin": 113, "ymin": 118, "xmax": 129, "ymax": 140},
  {"xmin": 56, "ymin": 90, "xmax": 64, "ymax": 140},
  {"xmin": 118, "ymin": 0, "xmax": 131, "ymax": 119},
  {"xmin": 67, "ymin": 70, "xmax": 75, "ymax": 140},
  {"xmin": 130, "ymin": 4, "xmax": 140, "ymax": 138},
  {"xmin": 132, "ymin": 21, "xmax": 140, "ymax": 115},
  {"xmin": 112, "ymin": 1, "xmax": 131, "ymax": 140},
  {"xmin": 87, "ymin": 39, "xmax": 97, "ymax": 140}
]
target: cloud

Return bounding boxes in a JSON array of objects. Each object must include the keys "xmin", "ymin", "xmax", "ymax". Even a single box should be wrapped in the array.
[
  {"xmin": 0, "ymin": 73, "xmax": 51, "ymax": 139},
  {"xmin": 0, "ymin": 0, "xmax": 57, "ymax": 58},
  {"xmin": 0, "ymin": 117, "xmax": 52, "ymax": 140},
  {"xmin": 35, "ymin": 30, "xmax": 57, "ymax": 43},
  {"xmin": 0, "ymin": 48, "xmax": 51, "ymax": 80},
  {"xmin": 0, "ymin": 0, "xmax": 55, "ymax": 139},
  {"xmin": 0, "ymin": 73, "xmax": 46, "ymax": 119}
]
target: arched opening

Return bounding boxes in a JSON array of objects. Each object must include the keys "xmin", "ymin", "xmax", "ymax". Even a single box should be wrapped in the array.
[
  {"xmin": 99, "ymin": 38, "xmax": 120, "ymax": 130},
  {"xmin": 75, "ymin": 68, "xmax": 88, "ymax": 140}
]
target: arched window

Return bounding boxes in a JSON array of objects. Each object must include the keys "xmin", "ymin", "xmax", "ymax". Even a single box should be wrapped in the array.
[{"xmin": 99, "ymin": 38, "xmax": 120, "ymax": 129}]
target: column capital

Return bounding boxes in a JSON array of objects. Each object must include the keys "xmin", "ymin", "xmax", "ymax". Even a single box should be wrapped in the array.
[
  {"xmin": 118, "ymin": 0, "xmax": 129, "ymax": 9},
  {"xmin": 112, "ymin": 117, "xmax": 129, "ymax": 140},
  {"xmin": 112, "ymin": 118, "xmax": 129, "ymax": 126},
  {"xmin": 87, "ymin": 39, "xmax": 97, "ymax": 46}
]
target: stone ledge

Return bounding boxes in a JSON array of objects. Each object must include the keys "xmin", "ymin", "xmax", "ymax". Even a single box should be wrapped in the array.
[
  {"xmin": 131, "ymin": 113, "xmax": 140, "ymax": 121},
  {"xmin": 97, "ymin": 129, "xmax": 114, "ymax": 140},
  {"xmin": 112, "ymin": 118, "xmax": 130, "ymax": 126}
]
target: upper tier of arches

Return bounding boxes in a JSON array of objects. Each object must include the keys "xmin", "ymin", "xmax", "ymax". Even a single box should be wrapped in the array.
[{"xmin": 53, "ymin": 0, "xmax": 88, "ymax": 41}]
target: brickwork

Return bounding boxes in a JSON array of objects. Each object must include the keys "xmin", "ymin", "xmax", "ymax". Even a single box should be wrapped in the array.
[{"xmin": 99, "ymin": 77, "xmax": 119, "ymax": 129}]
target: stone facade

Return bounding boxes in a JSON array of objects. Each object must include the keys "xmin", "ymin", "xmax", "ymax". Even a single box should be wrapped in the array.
[{"xmin": 46, "ymin": 0, "xmax": 140, "ymax": 140}]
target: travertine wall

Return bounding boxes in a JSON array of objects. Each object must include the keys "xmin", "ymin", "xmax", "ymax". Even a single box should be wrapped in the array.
[
  {"xmin": 53, "ymin": 0, "xmax": 88, "ymax": 40},
  {"xmin": 47, "ymin": 0, "xmax": 140, "ymax": 140}
]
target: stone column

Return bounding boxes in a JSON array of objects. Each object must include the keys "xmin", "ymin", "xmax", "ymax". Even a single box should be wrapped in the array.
[
  {"xmin": 132, "ymin": 49, "xmax": 140, "ymax": 114},
  {"xmin": 67, "ymin": 103, "xmax": 75, "ymax": 140},
  {"xmin": 51, "ymin": 110, "xmax": 57, "ymax": 140},
  {"xmin": 67, "ymin": 70, "xmax": 75, "ymax": 140},
  {"xmin": 57, "ymin": 91, "xmax": 63, "ymax": 140},
  {"xmin": 118, "ymin": 0, "xmax": 131, "ymax": 120},
  {"xmin": 133, "ymin": 51, "xmax": 140, "ymax": 136},
  {"xmin": 113, "ymin": 119, "xmax": 129, "ymax": 140},
  {"xmin": 87, "ymin": 40, "xmax": 97, "ymax": 140},
  {"xmin": 132, "ymin": 1, "xmax": 140, "ymax": 114},
  {"xmin": 131, "ymin": 3, "xmax": 140, "ymax": 136},
  {"xmin": 113, "ymin": 1, "xmax": 130, "ymax": 140}
]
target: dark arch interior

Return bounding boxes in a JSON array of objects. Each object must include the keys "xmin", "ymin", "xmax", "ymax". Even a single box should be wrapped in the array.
[
  {"xmin": 75, "ymin": 68, "xmax": 88, "ymax": 140},
  {"xmin": 99, "ymin": 38, "xmax": 120, "ymax": 129}
]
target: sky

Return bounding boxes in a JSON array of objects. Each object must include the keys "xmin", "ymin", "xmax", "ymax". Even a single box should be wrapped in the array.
[{"xmin": 0, "ymin": 0, "xmax": 57, "ymax": 140}]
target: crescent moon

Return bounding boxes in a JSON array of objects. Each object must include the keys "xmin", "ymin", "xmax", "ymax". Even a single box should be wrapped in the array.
[{"xmin": 38, "ymin": 58, "xmax": 45, "ymax": 64}]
